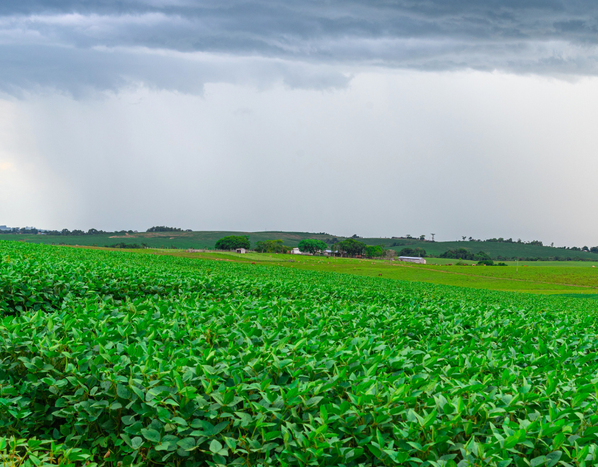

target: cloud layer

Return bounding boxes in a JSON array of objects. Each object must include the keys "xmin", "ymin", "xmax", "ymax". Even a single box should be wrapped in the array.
[{"xmin": 2, "ymin": 1, "xmax": 598, "ymax": 94}]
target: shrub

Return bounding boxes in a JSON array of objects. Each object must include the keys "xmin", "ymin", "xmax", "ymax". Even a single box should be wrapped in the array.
[{"xmin": 215, "ymin": 235, "xmax": 250, "ymax": 250}]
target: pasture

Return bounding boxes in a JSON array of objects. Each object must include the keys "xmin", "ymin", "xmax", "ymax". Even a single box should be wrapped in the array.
[
  {"xmin": 151, "ymin": 250, "xmax": 598, "ymax": 295},
  {"xmin": 3, "ymin": 241, "xmax": 598, "ymax": 466}
]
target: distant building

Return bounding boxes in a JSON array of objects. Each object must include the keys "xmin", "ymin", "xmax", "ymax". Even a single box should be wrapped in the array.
[
  {"xmin": 236, "ymin": 248, "xmax": 247, "ymax": 254},
  {"xmin": 0, "ymin": 225, "xmax": 8, "ymax": 231},
  {"xmin": 291, "ymin": 248, "xmax": 301, "ymax": 255},
  {"xmin": 398, "ymin": 256, "xmax": 426, "ymax": 264}
]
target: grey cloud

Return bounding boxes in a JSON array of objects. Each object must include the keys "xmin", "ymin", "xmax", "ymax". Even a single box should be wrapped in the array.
[
  {"xmin": 0, "ymin": 45, "xmax": 351, "ymax": 97},
  {"xmin": 1, "ymin": 1, "xmax": 598, "ymax": 94}
]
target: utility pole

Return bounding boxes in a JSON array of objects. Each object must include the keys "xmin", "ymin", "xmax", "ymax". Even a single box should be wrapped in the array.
[{"xmin": 431, "ymin": 233, "xmax": 436, "ymax": 242}]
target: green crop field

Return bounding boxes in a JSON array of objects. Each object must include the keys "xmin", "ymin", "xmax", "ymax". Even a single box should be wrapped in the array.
[
  {"xmin": 0, "ymin": 231, "xmax": 335, "ymax": 251},
  {"xmin": 4, "ymin": 241, "xmax": 598, "ymax": 466}
]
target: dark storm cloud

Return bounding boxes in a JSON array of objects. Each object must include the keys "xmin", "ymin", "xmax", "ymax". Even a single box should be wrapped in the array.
[
  {"xmin": 0, "ymin": 44, "xmax": 350, "ymax": 97},
  {"xmin": 1, "ymin": 0, "xmax": 598, "ymax": 93}
]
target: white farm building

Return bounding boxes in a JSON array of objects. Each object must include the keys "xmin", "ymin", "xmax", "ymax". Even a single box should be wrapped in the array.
[{"xmin": 398, "ymin": 256, "xmax": 426, "ymax": 264}]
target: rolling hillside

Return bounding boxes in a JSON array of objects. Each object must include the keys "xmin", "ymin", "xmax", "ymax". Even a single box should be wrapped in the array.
[{"xmin": 1, "ymin": 231, "xmax": 596, "ymax": 260}]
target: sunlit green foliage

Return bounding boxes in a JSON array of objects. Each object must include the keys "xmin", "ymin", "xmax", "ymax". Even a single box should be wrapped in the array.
[{"xmin": 2, "ymin": 241, "xmax": 598, "ymax": 466}]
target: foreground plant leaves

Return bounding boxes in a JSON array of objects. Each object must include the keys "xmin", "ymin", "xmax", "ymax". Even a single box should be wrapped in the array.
[{"xmin": 1, "ymin": 241, "xmax": 598, "ymax": 466}]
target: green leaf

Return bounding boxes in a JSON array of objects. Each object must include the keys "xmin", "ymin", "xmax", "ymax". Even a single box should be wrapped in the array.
[
  {"xmin": 177, "ymin": 437, "xmax": 196, "ymax": 451},
  {"xmin": 504, "ymin": 435, "xmax": 519, "ymax": 449},
  {"xmin": 116, "ymin": 384, "xmax": 131, "ymax": 399},
  {"xmin": 264, "ymin": 431, "xmax": 281, "ymax": 442},
  {"xmin": 546, "ymin": 451, "xmax": 562, "ymax": 467},
  {"xmin": 210, "ymin": 440, "xmax": 223, "ymax": 453},
  {"xmin": 121, "ymin": 416, "xmax": 136, "ymax": 426},
  {"xmin": 368, "ymin": 444, "xmax": 382, "ymax": 458},
  {"xmin": 130, "ymin": 437, "xmax": 143, "ymax": 450},
  {"xmin": 141, "ymin": 428, "xmax": 161, "ymax": 443},
  {"xmin": 320, "ymin": 405, "xmax": 328, "ymax": 424},
  {"xmin": 422, "ymin": 409, "xmax": 437, "ymax": 428},
  {"xmin": 305, "ymin": 396, "xmax": 324, "ymax": 407}
]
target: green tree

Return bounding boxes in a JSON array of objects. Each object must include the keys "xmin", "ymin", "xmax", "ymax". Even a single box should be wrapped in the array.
[
  {"xmin": 365, "ymin": 245, "xmax": 385, "ymax": 258},
  {"xmin": 337, "ymin": 238, "xmax": 366, "ymax": 257},
  {"xmin": 474, "ymin": 251, "xmax": 492, "ymax": 262},
  {"xmin": 298, "ymin": 239, "xmax": 328, "ymax": 254},
  {"xmin": 215, "ymin": 235, "xmax": 250, "ymax": 250},
  {"xmin": 440, "ymin": 248, "xmax": 474, "ymax": 260},
  {"xmin": 146, "ymin": 226, "xmax": 182, "ymax": 232},
  {"xmin": 398, "ymin": 247, "xmax": 427, "ymax": 257},
  {"xmin": 255, "ymin": 239, "xmax": 289, "ymax": 253}
]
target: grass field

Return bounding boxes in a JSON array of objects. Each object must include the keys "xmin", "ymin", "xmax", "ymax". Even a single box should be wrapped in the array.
[
  {"xmin": 3, "ymin": 241, "xmax": 598, "ymax": 466},
  {"xmin": 3, "ymin": 231, "xmax": 597, "ymax": 261},
  {"xmin": 132, "ymin": 249, "xmax": 598, "ymax": 295}
]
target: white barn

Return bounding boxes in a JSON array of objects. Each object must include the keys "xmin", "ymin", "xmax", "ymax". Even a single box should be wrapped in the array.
[
  {"xmin": 398, "ymin": 256, "xmax": 426, "ymax": 264},
  {"xmin": 290, "ymin": 248, "xmax": 301, "ymax": 255},
  {"xmin": 236, "ymin": 248, "xmax": 247, "ymax": 254}
]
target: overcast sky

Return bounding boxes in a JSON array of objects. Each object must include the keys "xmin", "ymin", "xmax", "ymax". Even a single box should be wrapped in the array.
[{"xmin": 2, "ymin": 1, "xmax": 598, "ymax": 245}]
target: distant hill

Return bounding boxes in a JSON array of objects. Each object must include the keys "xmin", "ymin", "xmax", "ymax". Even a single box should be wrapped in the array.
[
  {"xmin": 372, "ymin": 238, "xmax": 598, "ymax": 261},
  {"xmin": 1, "ymin": 231, "xmax": 596, "ymax": 261},
  {"xmin": 0, "ymin": 231, "xmax": 334, "ymax": 250}
]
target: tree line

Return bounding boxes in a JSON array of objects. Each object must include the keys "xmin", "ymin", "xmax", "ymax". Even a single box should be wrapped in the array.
[
  {"xmin": 0, "ymin": 225, "xmax": 189, "ymax": 236},
  {"xmin": 214, "ymin": 236, "xmax": 394, "ymax": 258}
]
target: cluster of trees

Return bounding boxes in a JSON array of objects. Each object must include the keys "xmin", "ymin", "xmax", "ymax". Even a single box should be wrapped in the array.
[
  {"xmin": 0, "ymin": 227, "xmax": 40, "ymax": 234},
  {"xmin": 334, "ymin": 239, "xmax": 390, "ymax": 258},
  {"xmin": 480, "ymin": 237, "xmax": 543, "ymax": 246},
  {"xmin": 440, "ymin": 248, "xmax": 492, "ymax": 262},
  {"xmin": 215, "ymin": 236, "xmax": 250, "ymax": 250},
  {"xmin": 105, "ymin": 243, "xmax": 148, "ymax": 249},
  {"xmin": 35, "ymin": 228, "xmax": 135, "ymax": 236},
  {"xmin": 392, "ymin": 235, "xmax": 427, "ymax": 241},
  {"xmin": 398, "ymin": 247, "xmax": 427, "ymax": 257},
  {"xmin": 255, "ymin": 240, "xmax": 289, "ymax": 253},
  {"xmin": 212, "ymin": 235, "xmax": 391, "ymax": 258},
  {"xmin": 1, "ymin": 226, "xmax": 191, "ymax": 236},
  {"xmin": 298, "ymin": 239, "xmax": 328, "ymax": 254},
  {"xmin": 146, "ymin": 226, "xmax": 186, "ymax": 232},
  {"xmin": 336, "ymin": 238, "xmax": 366, "ymax": 256}
]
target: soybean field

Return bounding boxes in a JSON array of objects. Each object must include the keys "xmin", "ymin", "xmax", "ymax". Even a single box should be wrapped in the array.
[{"xmin": 2, "ymin": 241, "xmax": 598, "ymax": 467}]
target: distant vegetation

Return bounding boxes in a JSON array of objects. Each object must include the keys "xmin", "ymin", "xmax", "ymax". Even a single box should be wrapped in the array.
[
  {"xmin": 336, "ymin": 238, "xmax": 366, "ymax": 256},
  {"xmin": 146, "ymin": 226, "xmax": 185, "ymax": 232},
  {"xmin": 106, "ymin": 242, "xmax": 147, "ymax": 249},
  {"xmin": 214, "ymin": 235, "xmax": 250, "ymax": 250},
  {"xmin": 298, "ymin": 239, "xmax": 328, "ymax": 254},
  {"xmin": 255, "ymin": 239, "xmax": 290, "ymax": 253},
  {"xmin": 440, "ymin": 248, "xmax": 492, "ymax": 262},
  {"xmin": 398, "ymin": 247, "xmax": 427, "ymax": 257},
  {"xmin": 4, "ymin": 227, "xmax": 598, "ymax": 261}
]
